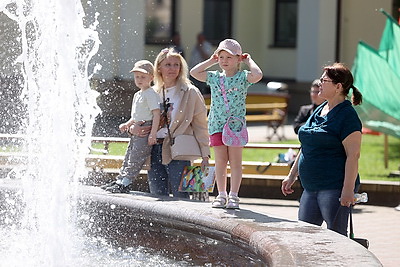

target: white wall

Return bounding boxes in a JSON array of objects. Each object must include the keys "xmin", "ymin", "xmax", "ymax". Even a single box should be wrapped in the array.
[
  {"xmin": 118, "ymin": 0, "xmax": 146, "ymax": 78},
  {"xmin": 296, "ymin": 0, "xmax": 337, "ymax": 82},
  {"xmin": 180, "ymin": 0, "xmax": 204, "ymax": 61},
  {"xmin": 340, "ymin": 0, "xmax": 392, "ymax": 65},
  {"xmin": 235, "ymin": 0, "xmax": 298, "ymax": 80},
  {"xmin": 85, "ymin": 0, "xmax": 145, "ymax": 80}
]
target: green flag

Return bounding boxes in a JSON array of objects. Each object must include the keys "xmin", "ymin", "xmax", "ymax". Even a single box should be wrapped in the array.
[
  {"xmin": 378, "ymin": 10, "xmax": 400, "ymax": 77},
  {"xmin": 352, "ymin": 11, "xmax": 400, "ymax": 138}
]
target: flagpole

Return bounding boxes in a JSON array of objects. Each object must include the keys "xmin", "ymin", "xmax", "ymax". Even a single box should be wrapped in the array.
[{"xmin": 380, "ymin": 8, "xmax": 400, "ymax": 25}]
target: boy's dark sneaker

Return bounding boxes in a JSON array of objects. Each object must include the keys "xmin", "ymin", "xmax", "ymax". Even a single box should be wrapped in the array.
[
  {"xmin": 100, "ymin": 181, "xmax": 117, "ymax": 190},
  {"xmin": 105, "ymin": 183, "xmax": 131, "ymax": 194}
]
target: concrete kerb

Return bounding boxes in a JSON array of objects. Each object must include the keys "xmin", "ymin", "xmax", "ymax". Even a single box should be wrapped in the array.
[{"xmin": 78, "ymin": 186, "xmax": 382, "ymax": 266}]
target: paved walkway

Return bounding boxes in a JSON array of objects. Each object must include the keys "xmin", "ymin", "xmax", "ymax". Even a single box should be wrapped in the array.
[
  {"xmin": 237, "ymin": 197, "xmax": 400, "ymax": 267},
  {"xmin": 243, "ymin": 123, "xmax": 400, "ymax": 266}
]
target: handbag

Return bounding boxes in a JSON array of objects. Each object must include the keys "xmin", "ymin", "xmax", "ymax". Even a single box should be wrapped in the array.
[
  {"xmin": 222, "ymin": 116, "xmax": 248, "ymax": 147},
  {"xmin": 162, "ymin": 88, "xmax": 202, "ymax": 161},
  {"xmin": 179, "ymin": 166, "xmax": 216, "ymax": 192},
  {"xmin": 219, "ymin": 76, "xmax": 248, "ymax": 147},
  {"xmin": 171, "ymin": 135, "xmax": 202, "ymax": 161}
]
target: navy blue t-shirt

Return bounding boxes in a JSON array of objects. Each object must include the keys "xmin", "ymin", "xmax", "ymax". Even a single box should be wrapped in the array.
[{"xmin": 298, "ymin": 100, "xmax": 362, "ymax": 191}]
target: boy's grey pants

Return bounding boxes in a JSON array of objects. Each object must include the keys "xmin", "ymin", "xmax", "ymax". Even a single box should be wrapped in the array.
[{"xmin": 117, "ymin": 129, "xmax": 153, "ymax": 186}]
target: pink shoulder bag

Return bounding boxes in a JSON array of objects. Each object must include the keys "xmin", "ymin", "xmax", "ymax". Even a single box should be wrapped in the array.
[{"xmin": 219, "ymin": 76, "xmax": 248, "ymax": 147}]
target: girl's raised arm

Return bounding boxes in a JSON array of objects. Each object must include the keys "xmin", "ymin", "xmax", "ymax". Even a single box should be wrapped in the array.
[
  {"xmin": 190, "ymin": 55, "xmax": 218, "ymax": 82},
  {"xmin": 242, "ymin": 53, "xmax": 263, "ymax": 83}
]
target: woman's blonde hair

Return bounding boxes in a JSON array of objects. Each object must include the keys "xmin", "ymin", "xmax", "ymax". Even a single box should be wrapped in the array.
[{"xmin": 153, "ymin": 47, "xmax": 191, "ymax": 93}]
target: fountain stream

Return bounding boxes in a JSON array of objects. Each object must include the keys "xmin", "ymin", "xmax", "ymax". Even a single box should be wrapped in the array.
[
  {"xmin": 0, "ymin": 0, "xmax": 100, "ymax": 265},
  {"xmin": 0, "ymin": 2, "xmax": 265, "ymax": 266}
]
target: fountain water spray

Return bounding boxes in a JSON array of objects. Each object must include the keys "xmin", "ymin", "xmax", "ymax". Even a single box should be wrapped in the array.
[{"xmin": 0, "ymin": 0, "xmax": 100, "ymax": 265}]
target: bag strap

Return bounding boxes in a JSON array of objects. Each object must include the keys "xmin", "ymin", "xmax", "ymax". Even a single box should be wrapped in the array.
[
  {"xmin": 226, "ymin": 116, "xmax": 245, "ymax": 126},
  {"xmin": 219, "ymin": 75, "xmax": 230, "ymax": 113},
  {"xmin": 349, "ymin": 205, "xmax": 355, "ymax": 239},
  {"xmin": 162, "ymin": 88, "xmax": 174, "ymax": 146}
]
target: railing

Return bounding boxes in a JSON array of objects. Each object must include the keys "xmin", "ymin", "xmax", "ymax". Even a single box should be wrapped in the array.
[
  {"xmin": 0, "ymin": 135, "xmax": 301, "ymax": 177},
  {"xmin": 89, "ymin": 136, "xmax": 300, "ymax": 154}
]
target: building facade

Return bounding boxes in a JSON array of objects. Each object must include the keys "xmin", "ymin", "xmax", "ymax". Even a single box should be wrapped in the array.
[
  {"xmin": 83, "ymin": 0, "xmax": 397, "ymax": 82},
  {"xmin": 0, "ymin": 0, "xmax": 398, "ymax": 135}
]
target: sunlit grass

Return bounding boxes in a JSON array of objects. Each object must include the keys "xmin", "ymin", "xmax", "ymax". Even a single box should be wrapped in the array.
[{"xmin": 358, "ymin": 134, "xmax": 400, "ymax": 181}]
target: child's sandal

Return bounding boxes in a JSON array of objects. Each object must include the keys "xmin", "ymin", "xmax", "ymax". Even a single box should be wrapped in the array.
[
  {"xmin": 226, "ymin": 196, "xmax": 240, "ymax": 209},
  {"xmin": 212, "ymin": 195, "xmax": 227, "ymax": 208}
]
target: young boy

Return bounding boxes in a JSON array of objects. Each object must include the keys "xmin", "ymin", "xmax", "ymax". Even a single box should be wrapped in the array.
[{"xmin": 102, "ymin": 60, "xmax": 161, "ymax": 193}]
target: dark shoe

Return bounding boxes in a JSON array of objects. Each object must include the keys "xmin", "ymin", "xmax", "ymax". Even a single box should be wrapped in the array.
[
  {"xmin": 100, "ymin": 181, "xmax": 117, "ymax": 190},
  {"xmin": 105, "ymin": 183, "xmax": 131, "ymax": 194}
]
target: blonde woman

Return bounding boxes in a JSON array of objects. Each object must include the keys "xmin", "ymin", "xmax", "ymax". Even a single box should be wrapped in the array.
[{"xmin": 131, "ymin": 48, "xmax": 210, "ymax": 198}]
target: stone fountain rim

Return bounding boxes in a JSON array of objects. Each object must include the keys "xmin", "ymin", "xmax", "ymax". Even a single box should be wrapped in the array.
[
  {"xmin": 0, "ymin": 181, "xmax": 382, "ymax": 266},
  {"xmin": 79, "ymin": 186, "xmax": 382, "ymax": 267}
]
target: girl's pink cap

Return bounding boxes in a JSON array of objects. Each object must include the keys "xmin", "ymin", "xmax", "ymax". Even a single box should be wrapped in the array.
[{"xmin": 214, "ymin": 39, "xmax": 242, "ymax": 56}]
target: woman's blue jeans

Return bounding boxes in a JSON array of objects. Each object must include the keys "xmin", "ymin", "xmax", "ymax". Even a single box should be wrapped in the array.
[
  {"xmin": 298, "ymin": 189, "xmax": 350, "ymax": 236},
  {"xmin": 147, "ymin": 144, "xmax": 190, "ymax": 198}
]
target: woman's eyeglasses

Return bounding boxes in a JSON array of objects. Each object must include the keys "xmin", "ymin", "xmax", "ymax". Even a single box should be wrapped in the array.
[{"xmin": 319, "ymin": 78, "xmax": 334, "ymax": 84}]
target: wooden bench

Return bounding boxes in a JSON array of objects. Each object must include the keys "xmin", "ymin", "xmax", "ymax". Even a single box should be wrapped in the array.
[{"xmin": 203, "ymin": 92, "xmax": 290, "ymax": 140}]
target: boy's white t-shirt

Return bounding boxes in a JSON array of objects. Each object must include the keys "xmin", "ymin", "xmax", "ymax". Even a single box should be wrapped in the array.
[{"xmin": 131, "ymin": 87, "xmax": 161, "ymax": 122}]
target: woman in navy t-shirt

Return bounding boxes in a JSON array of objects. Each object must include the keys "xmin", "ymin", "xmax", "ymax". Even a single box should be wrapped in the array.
[{"xmin": 281, "ymin": 63, "xmax": 363, "ymax": 236}]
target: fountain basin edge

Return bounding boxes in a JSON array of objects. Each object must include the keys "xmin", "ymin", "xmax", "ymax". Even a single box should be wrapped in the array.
[
  {"xmin": 0, "ymin": 181, "xmax": 382, "ymax": 266},
  {"xmin": 78, "ymin": 186, "xmax": 381, "ymax": 266}
]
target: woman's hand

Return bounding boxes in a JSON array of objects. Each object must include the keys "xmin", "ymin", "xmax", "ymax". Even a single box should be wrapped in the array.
[
  {"xmin": 129, "ymin": 121, "xmax": 151, "ymax": 137},
  {"xmin": 119, "ymin": 123, "xmax": 129, "ymax": 133},
  {"xmin": 340, "ymin": 188, "xmax": 354, "ymax": 207},
  {"xmin": 200, "ymin": 157, "xmax": 209, "ymax": 172},
  {"xmin": 281, "ymin": 175, "xmax": 296, "ymax": 196},
  {"xmin": 148, "ymin": 133, "xmax": 157, "ymax": 145}
]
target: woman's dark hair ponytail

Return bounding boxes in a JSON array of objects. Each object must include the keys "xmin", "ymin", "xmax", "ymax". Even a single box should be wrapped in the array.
[
  {"xmin": 351, "ymin": 85, "xmax": 363, "ymax": 106},
  {"xmin": 324, "ymin": 63, "xmax": 363, "ymax": 106}
]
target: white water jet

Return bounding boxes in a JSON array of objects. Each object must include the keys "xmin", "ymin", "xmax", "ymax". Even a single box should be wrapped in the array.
[
  {"xmin": 0, "ymin": 0, "xmax": 100, "ymax": 265},
  {"xmin": 1, "ymin": 1, "xmax": 246, "ymax": 266}
]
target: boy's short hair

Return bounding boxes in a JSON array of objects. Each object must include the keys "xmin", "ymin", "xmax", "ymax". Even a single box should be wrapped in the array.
[{"xmin": 130, "ymin": 60, "xmax": 154, "ymax": 75}]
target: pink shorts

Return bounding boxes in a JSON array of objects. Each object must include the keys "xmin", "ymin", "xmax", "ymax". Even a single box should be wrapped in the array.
[{"xmin": 210, "ymin": 132, "xmax": 224, "ymax": 147}]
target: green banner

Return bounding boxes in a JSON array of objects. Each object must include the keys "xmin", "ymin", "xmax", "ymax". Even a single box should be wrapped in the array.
[
  {"xmin": 378, "ymin": 10, "xmax": 400, "ymax": 76},
  {"xmin": 352, "ymin": 11, "xmax": 400, "ymax": 138}
]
